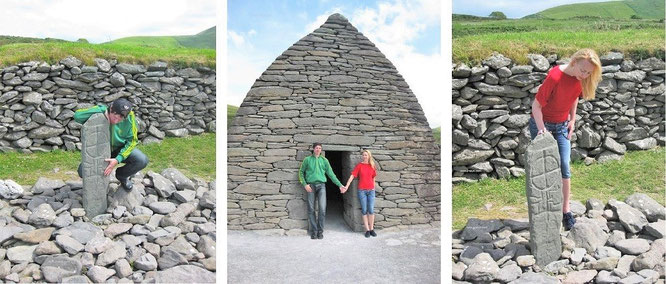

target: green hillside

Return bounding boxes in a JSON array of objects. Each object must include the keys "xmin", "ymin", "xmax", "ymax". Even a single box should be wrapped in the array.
[
  {"xmin": 527, "ymin": 0, "xmax": 664, "ymax": 19},
  {"xmin": 0, "ymin": 35, "xmax": 68, "ymax": 46},
  {"xmin": 110, "ymin": 26, "xmax": 215, "ymax": 49}
]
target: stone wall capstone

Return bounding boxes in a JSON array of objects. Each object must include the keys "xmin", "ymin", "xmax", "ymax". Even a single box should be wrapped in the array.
[
  {"xmin": 452, "ymin": 52, "xmax": 665, "ymax": 182},
  {"xmin": 228, "ymin": 13, "xmax": 441, "ymax": 231},
  {"xmin": 0, "ymin": 57, "xmax": 216, "ymax": 153}
]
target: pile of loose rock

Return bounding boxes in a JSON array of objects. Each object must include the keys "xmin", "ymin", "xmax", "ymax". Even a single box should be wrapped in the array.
[
  {"xmin": 0, "ymin": 168, "xmax": 216, "ymax": 283},
  {"xmin": 452, "ymin": 193, "xmax": 665, "ymax": 283}
]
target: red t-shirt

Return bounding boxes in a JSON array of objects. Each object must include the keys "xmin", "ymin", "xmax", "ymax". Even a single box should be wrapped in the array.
[
  {"xmin": 535, "ymin": 65, "xmax": 582, "ymax": 123},
  {"xmin": 351, "ymin": 163, "xmax": 376, "ymax": 190}
]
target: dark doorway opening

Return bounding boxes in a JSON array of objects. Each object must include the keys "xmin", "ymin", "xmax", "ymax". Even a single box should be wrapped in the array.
[
  {"xmin": 324, "ymin": 150, "xmax": 364, "ymax": 232},
  {"xmin": 324, "ymin": 151, "xmax": 346, "ymax": 231}
]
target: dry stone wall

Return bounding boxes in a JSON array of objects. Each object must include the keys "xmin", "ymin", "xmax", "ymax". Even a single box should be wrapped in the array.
[
  {"xmin": 228, "ymin": 14, "xmax": 441, "ymax": 231},
  {"xmin": 452, "ymin": 52, "xmax": 665, "ymax": 181},
  {"xmin": 0, "ymin": 57, "xmax": 216, "ymax": 153}
]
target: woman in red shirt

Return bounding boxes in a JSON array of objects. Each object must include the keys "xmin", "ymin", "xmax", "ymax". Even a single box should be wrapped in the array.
[
  {"xmin": 343, "ymin": 150, "xmax": 378, "ymax": 238},
  {"xmin": 529, "ymin": 48, "xmax": 602, "ymax": 230}
]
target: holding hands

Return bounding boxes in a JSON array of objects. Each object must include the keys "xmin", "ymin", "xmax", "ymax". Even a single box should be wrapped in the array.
[{"xmin": 340, "ymin": 186, "xmax": 347, "ymax": 194}]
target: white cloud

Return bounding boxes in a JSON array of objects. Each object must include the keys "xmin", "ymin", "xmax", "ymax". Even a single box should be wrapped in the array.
[
  {"xmin": 227, "ymin": 30, "xmax": 246, "ymax": 47},
  {"xmin": 1, "ymin": 0, "xmax": 215, "ymax": 43}
]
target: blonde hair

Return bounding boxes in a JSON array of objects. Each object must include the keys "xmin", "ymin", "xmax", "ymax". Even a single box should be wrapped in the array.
[
  {"xmin": 362, "ymin": 150, "xmax": 376, "ymax": 170},
  {"xmin": 570, "ymin": 48, "xmax": 602, "ymax": 100}
]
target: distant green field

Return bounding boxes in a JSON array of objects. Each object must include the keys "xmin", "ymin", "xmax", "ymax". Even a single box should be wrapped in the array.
[
  {"xmin": 453, "ymin": 0, "xmax": 665, "ymax": 64},
  {"xmin": 528, "ymin": 0, "xmax": 665, "ymax": 19},
  {"xmin": 433, "ymin": 127, "xmax": 441, "ymax": 145},
  {"xmin": 110, "ymin": 27, "xmax": 215, "ymax": 49},
  {"xmin": 0, "ymin": 42, "xmax": 215, "ymax": 68}
]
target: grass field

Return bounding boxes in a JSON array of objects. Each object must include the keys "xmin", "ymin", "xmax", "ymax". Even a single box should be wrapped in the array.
[
  {"xmin": 227, "ymin": 105, "xmax": 238, "ymax": 129},
  {"xmin": 527, "ymin": 0, "xmax": 665, "ymax": 19},
  {"xmin": 453, "ymin": 0, "xmax": 665, "ymax": 64},
  {"xmin": 110, "ymin": 27, "xmax": 215, "ymax": 50},
  {"xmin": 0, "ymin": 133, "xmax": 216, "ymax": 185},
  {"xmin": 0, "ymin": 42, "xmax": 215, "ymax": 68},
  {"xmin": 452, "ymin": 147, "xmax": 665, "ymax": 230}
]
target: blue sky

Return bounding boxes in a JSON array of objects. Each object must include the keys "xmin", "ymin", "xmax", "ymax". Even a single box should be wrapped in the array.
[
  {"xmin": 0, "ymin": 0, "xmax": 215, "ymax": 43},
  {"xmin": 227, "ymin": 0, "xmax": 442, "ymax": 127},
  {"xmin": 453, "ymin": 0, "xmax": 610, "ymax": 19}
]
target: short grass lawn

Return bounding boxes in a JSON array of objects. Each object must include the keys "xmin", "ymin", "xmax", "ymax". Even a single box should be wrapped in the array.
[
  {"xmin": 0, "ymin": 133, "xmax": 215, "ymax": 185},
  {"xmin": 452, "ymin": 147, "xmax": 665, "ymax": 230}
]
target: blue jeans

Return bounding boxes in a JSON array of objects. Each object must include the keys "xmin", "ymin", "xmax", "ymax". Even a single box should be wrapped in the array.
[
  {"xmin": 78, "ymin": 148, "xmax": 149, "ymax": 180},
  {"xmin": 358, "ymin": 190, "xmax": 375, "ymax": 215},
  {"xmin": 529, "ymin": 117, "xmax": 571, "ymax": 178},
  {"xmin": 306, "ymin": 183, "xmax": 326, "ymax": 234}
]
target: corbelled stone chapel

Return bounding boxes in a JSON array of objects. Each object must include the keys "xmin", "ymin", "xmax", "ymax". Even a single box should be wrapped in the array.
[{"xmin": 227, "ymin": 13, "xmax": 440, "ymax": 231}]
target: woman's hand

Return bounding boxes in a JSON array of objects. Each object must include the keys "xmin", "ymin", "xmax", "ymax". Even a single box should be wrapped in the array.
[{"xmin": 567, "ymin": 120, "xmax": 575, "ymax": 140}]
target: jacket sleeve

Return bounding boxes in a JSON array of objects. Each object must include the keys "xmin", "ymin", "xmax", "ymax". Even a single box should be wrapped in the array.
[
  {"xmin": 298, "ymin": 157, "xmax": 308, "ymax": 186},
  {"xmin": 114, "ymin": 111, "xmax": 139, "ymax": 163},
  {"xmin": 73, "ymin": 105, "xmax": 104, "ymax": 124},
  {"xmin": 324, "ymin": 158, "xmax": 343, "ymax": 187}
]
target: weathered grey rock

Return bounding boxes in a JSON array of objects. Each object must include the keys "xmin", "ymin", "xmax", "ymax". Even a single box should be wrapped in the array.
[
  {"xmin": 569, "ymin": 221, "xmax": 609, "ymax": 253},
  {"xmin": 0, "ymin": 179, "xmax": 23, "ymax": 199},
  {"xmin": 148, "ymin": 172, "xmax": 177, "ymax": 198},
  {"xmin": 626, "ymin": 138, "xmax": 657, "ymax": 150},
  {"xmin": 624, "ymin": 193, "xmax": 665, "ymax": 222},
  {"xmin": 81, "ymin": 113, "xmax": 110, "ymax": 218},
  {"xmin": 35, "ymin": 241, "xmax": 62, "ymax": 255},
  {"xmin": 96, "ymin": 242, "xmax": 126, "ymax": 266},
  {"xmin": 41, "ymin": 256, "xmax": 82, "ymax": 283},
  {"xmin": 28, "ymin": 203, "xmax": 56, "ymax": 227},
  {"xmin": 56, "ymin": 235, "xmax": 85, "ymax": 254},
  {"xmin": 135, "ymin": 253, "xmax": 158, "ymax": 271},
  {"xmin": 154, "ymin": 264, "xmax": 216, "ymax": 283},
  {"xmin": 6, "ymin": 245, "xmax": 37, "ymax": 263},
  {"xmin": 484, "ymin": 53, "xmax": 512, "ymax": 69},
  {"xmin": 13, "ymin": 227, "xmax": 55, "ymax": 243},
  {"xmin": 596, "ymin": 270, "xmax": 621, "ymax": 283},
  {"xmin": 644, "ymin": 220, "xmax": 665, "ymax": 238},
  {"xmin": 463, "ymin": 253, "xmax": 499, "ymax": 282},
  {"xmin": 161, "ymin": 168, "xmax": 196, "ymax": 190},
  {"xmin": 452, "ymin": 261, "xmax": 466, "ymax": 280},
  {"xmin": 609, "ymin": 199, "xmax": 648, "ymax": 233},
  {"xmin": 460, "ymin": 218, "xmax": 503, "ymax": 241},
  {"xmin": 60, "ymin": 221, "xmax": 104, "ymax": 245},
  {"xmin": 578, "ymin": 126, "xmax": 601, "ymax": 148},
  {"xmin": 104, "ymin": 223, "xmax": 132, "ymax": 238},
  {"xmin": 525, "ymin": 132, "xmax": 562, "ymax": 267},
  {"xmin": 85, "ymin": 236, "xmax": 113, "ymax": 254},
  {"xmin": 158, "ymin": 247, "xmax": 188, "ymax": 269},
  {"xmin": 32, "ymin": 177, "xmax": 65, "ymax": 194},
  {"xmin": 87, "ymin": 265, "xmax": 116, "ymax": 283},
  {"xmin": 584, "ymin": 257, "xmax": 619, "ymax": 270},
  {"xmin": 496, "ymin": 263, "xmax": 522, "ymax": 282},
  {"xmin": 149, "ymin": 202, "xmax": 178, "ymax": 214},
  {"xmin": 615, "ymin": 239, "xmax": 650, "ymax": 255},
  {"xmin": 563, "ymin": 270, "xmax": 597, "ymax": 284},
  {"xmin": 508, "ymin": 272, "xmax": 558, "ymax": 284}
]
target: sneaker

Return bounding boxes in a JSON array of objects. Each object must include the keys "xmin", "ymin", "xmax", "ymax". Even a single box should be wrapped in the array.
[
  {"xmin": 310, "ymin": 233, "xmax": 316, "ymax": 240},
  {"xmin": 317, "ymin": 232, "xmax": 323, "ymax": 239},
  {"xmin": 119, "ymin": 177, "xmax": 133, "ymax": 191},
  {"xmin": 365, "ymin": 231, "xmax": 370, "ymax": 238},
  {"xmin": 563, "ymin": 212, "xmax": 576, "ymax": 230},
  {"xmin": 369, "ymin": 230, "xmax": 377, "ymax": 237}
]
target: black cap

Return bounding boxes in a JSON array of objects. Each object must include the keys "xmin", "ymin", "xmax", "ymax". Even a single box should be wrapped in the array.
[{"xmin": 110, "ymin": 98, "xmax": 132, "ymax": 117}]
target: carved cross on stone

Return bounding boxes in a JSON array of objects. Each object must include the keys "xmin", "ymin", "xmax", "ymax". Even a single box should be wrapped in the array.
[
  {"xmin": 81, "ymin": 113, "xmax": 110, "ymax": 218},
  {"xmin": 525, "ymin": 132, "xmax": 563, "ymax": 267}
]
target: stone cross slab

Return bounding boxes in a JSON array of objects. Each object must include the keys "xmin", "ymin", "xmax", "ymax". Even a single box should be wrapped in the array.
[
  {"xmin": 81, "ymin": 113, "xmax": 110, "ymax": 218},
  {"xmin": 525, "ymin": 132, "xmax": 563, "ymax": 268}
]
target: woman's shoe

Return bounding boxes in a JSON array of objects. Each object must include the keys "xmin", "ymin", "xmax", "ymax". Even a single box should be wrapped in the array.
[
  {"xmin": 364, "ymin": 231, "xmax": 370, "ymax": 238},
  {"xmin": 369, "ymin": 230, "xmax": 377, "ymax": 237}
]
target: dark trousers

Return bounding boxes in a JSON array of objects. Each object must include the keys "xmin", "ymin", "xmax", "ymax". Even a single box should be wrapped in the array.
[
  {"xmin": 307, "ymin": 183, "xmax": 327, "ymax": 234},
  {"xmin": 78, "ymin": 148, "xmax": 149, "ymax": 180}
]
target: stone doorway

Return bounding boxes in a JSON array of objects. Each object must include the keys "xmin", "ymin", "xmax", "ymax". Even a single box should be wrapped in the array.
[{"xmin": 324, "ymin": 150, "xmax": 364, "ymax": 232}]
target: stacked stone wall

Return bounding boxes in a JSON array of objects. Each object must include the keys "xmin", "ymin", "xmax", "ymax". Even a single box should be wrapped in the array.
[
  {"xmin": 228, "ymin": 14, "xmax": 440, "ymax": 231},
  {"xmin": 0, "ymin": 57, "xmax": 216, "ymax": 153},
  {"xmin": 452, "ymin": 52, "xmax": 665, "ymax": 181}
]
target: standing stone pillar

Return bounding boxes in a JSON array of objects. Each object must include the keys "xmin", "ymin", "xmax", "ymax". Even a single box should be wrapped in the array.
[
  {"xmin": 81, "ymin": 113, "xmax": 110, "ymax": 218},
  {"xmin": 525, "ymin": 132, "xmax": 563, "ymax": 267}
]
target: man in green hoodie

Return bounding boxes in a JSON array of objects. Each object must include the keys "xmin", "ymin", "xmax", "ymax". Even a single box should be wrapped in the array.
[
  {"xmin": 298, "ymin": 143, "xmax": 346, "ymax": 240},
  {"xmin": 73, "ymin": 98, "xmax": 148, "ymax": 191}
]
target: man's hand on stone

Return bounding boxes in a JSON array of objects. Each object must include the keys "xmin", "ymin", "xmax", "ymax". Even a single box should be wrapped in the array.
[
  {"xmin": 304, "ymin": 184, "xmax": 312, "ymax": 192},
  {"xmin": 104, "ymin": 158, "xmax": 118, "ymax": 176}
]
